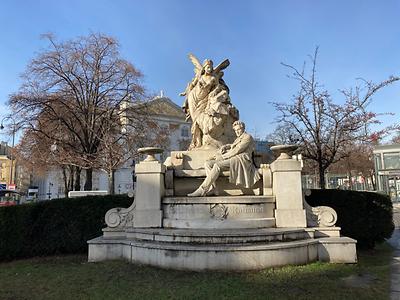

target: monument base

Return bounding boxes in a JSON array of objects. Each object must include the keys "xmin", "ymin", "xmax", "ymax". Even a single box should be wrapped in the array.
[
  {"xmin": 133, "ymin": 210, "xmax": 163, "ymax": 228},
  {"xmin": 275, "ymin": 209, "xmax": 307, "ymax": 228},
  {"xmin": 88, "ymin": 227, "xmax": 357, "ymax": 271},
  {"xmin": 89, "ymin": 193, "xmax": 357, "ymax": 271}
]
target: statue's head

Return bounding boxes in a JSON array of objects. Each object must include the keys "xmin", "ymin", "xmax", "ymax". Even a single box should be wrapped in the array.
[
  {"xmin": 233, "ymin": 121, "xmax": 245, "ymax": 137},
  {"xmin": 202, "ymin": 59, "xmax": 214, "ymax": 74}
]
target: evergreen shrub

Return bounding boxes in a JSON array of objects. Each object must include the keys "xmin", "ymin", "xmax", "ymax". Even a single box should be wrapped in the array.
[
  {"xmin": 0, "ymin": 195, "xmax": 132, "ymax": 261},
  {"xmin": 306, "ymin": 189, "xmax": 394, "ymax": 249}
]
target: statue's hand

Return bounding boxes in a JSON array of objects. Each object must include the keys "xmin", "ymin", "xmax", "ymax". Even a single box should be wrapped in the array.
[
  {"xmin": 219, "ymin": 144, "xmax": 231, "ymax": 154},
  {"xmin": 206, "ymin": 108, "xmax": 213, "ymax": 115},
  {"xmin": 214, "ymin": 153, "xmax": 223, "ymax": 161}
]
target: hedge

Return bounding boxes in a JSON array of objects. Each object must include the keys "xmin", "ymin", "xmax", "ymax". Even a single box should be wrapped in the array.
[
  {"xmin": 306, "ymin": 189, "xmax": 394, "ymax": 249},
  {"xmin": 1, "ymin": 190, "xmax": 394, "ymax": 260},
  {"xmin": 0, "ymin": 195, "xmax": 132, "ymax": 261}
]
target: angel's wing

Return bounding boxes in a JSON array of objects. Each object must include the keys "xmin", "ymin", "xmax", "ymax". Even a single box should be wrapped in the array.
[
  {"xmin": 214, "ymin": 59, "xmax": 230, "ymax": 75},
  {"xmin": 188, "ymin": 53, "xmax": 202, "ymax": 75}
]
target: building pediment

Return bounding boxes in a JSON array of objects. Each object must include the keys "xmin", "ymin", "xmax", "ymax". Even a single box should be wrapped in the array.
[{"xmin": 147, "ymin": 97, "xmax": 186, "ymax": 119}]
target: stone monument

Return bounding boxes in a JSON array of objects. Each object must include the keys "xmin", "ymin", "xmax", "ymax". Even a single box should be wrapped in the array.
[{"xmin": 87, "ymin": 54, "xmax": 357, "ymax": 271}]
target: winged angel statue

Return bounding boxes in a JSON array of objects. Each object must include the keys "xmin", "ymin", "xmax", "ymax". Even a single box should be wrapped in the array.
[{"xmin": 180, "ymin": 54, "xmax": 238, "ymax": 150}]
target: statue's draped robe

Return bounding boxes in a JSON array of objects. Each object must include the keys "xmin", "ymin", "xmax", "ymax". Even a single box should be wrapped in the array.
[
  {"xmin": 225, "ymin": 132, "xmax": 260, "ymax": 188},
  {"xmin": 186, "ymin": 75, "xmax": 217, "ymax": 148}
]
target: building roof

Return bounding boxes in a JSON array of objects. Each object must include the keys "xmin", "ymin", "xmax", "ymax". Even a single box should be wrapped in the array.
[
  {"xmin": 373, "ymin": 143, "xmax": 400, "ymax": 153},
  {"xmin": 146, "ymin": 97, "xmax": 186, "ymax": 119}
]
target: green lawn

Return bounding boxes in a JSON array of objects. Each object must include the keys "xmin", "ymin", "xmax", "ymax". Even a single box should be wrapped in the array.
[{"xmin": 0, "ymin": 244, "xmax": 392, "ymax": 300}]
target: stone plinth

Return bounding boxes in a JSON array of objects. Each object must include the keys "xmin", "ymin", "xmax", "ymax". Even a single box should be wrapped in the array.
[
  {"xmin": 163, "ymin": 195, "xmax": 275, "ymax": 229},
  {"xmin": 133, "ymin": 161, "xmax": 165, "ymax": 228},
  {"xmin": 270, "ymin": 158, "xmax": 307, "ymax": 228}
]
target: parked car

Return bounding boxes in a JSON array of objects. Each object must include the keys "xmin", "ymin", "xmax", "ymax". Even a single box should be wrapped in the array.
[{"xmin": 0, "ymin": 190, "xmax": 21, "ymax": 205}]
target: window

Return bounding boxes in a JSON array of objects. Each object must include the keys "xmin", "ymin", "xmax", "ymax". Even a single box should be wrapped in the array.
[
  {"xmin": 160, "ymin": 124, "xmax": 168, "ymax": 135},
  {"xmin": 383, "ymin": 152, "xmax": 400, "ymax": 170},
  {"xmin": 181, "ymin": 126, "xmax": 189, "ymax": 137}
]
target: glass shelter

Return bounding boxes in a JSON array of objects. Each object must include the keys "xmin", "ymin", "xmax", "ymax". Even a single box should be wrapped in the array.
[{"xmin": 373, "ymin": 144, "xmax": 400, "ymax": 202}]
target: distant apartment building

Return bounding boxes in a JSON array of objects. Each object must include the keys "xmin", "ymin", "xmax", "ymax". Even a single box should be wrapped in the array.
[
  {"xmin": 0, "ymin": 141, "xmax": 19, "ymax": 195},
  {"xmin": 0, "ymin": 142, "xmax": 15, "ymax": 186},
  {"xmin": 0, "ymin": 141, "xmax": 31, "ymax": 200}
]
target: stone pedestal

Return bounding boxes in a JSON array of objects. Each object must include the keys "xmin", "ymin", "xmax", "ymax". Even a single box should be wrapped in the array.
[
  {"xmin": 133, "ymin": 161, "xmax": 165, "ymax": 228},
  {"xmin": 270, "ymin": 158, "xmax": 307, "ymax": 228}
]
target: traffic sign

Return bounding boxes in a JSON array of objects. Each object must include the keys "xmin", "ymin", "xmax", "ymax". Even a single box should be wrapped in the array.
[{"xmin": 8, "ymin": 184, "xmax": 16, "ymax": 190}]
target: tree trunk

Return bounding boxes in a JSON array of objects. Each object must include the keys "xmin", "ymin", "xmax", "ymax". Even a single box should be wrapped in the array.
[
  {"xmin": 348, "ymin": 171, "xmax": 353, "ymax": 190},
  {"xmin": 68, "ymin": 166, "xmax": 74, "ymax": 191},
  {"xmin": 62, "ymin": 167, "xmax": 70, "ymax": 198},
  {"xmin": 318, "ymin": 163, "xmax": 326, "ymax": 189},
  {"xmin": 370, "ymin": 173, "xmax": 376, "ymax": 190},
  {"xmin": 108, "ymin": 169, "xmax": 115, "ymax": 195},
  {"xmin": 74, "ymin": 167, "xmax": 81, "ymax": 191},
  {"xmin": 84, "ymin": 168, "xmax": 93, "ymax": 190}
]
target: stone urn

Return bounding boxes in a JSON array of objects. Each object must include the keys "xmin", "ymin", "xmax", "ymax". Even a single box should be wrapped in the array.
[
  {"xmin": 138, "ymin": 147, "xmax": 164, "ymax": 162},
  {"xmin": 270, "ymin": 144, "xmax": 299, "ymax": 160}
]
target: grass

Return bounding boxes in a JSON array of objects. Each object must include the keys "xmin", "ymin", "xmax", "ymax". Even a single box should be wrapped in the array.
[{"xmin": 0, "ymin": 243, "xmax": 393, "ymax": 300}]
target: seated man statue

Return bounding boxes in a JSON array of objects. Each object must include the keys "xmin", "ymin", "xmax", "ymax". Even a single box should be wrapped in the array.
[{"xmin": 188, "ymin": 120, "xmax": 260, "ymax": 197}]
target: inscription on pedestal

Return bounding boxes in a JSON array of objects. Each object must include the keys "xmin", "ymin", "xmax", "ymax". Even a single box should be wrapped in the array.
[{"xmin": 230, "ymin": 206, "xmax": 264, "ymax": 215}]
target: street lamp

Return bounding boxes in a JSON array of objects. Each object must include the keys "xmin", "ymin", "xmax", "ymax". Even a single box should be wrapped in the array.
[
  {"xmin": 0, "ymin": 116, "xmax": 17, "ymax": 187},
  {"xmin": 48, "ymin": 182, "xmax": 53, "ymax": 200}
]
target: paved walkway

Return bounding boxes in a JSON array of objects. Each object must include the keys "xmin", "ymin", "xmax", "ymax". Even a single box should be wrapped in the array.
[{"xmin": 388, "ymin": 203, "xmax": 400, "ymax": 299}]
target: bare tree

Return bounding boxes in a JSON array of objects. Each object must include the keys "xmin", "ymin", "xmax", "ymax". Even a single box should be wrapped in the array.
[
  {"xmin": 391, "ymin": 132, "xmax": 400, "ymax": 144},
  {"xmin": 9, "ymin": 33, "xmax": 146, "ymax": 190},
  {"xmin": 272, "ymin": 47, "xmax": 399, "ymax": 188},
  {"xmin": 266, "ymin": 123, "xmax": 300, "ymax": 145},
  {"xmin": 328, "ymin": 142, "xmax": 376, "ymax": 189},
  {"xmin": 15, "ymin": 122, "xmax": 85, "ymax": 197}
]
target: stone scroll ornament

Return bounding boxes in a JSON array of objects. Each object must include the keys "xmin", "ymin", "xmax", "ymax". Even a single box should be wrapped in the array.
[
  {"xmin": 180, "ymin": 54, "xmax": 239, "ymax": 150},
  {"xmin": 303, "ymin": 190, "xmax": 338, "ymax": 227},
  {"xmin": 105, "ymin": 192, "xmax": 135, "ymax": 228}
]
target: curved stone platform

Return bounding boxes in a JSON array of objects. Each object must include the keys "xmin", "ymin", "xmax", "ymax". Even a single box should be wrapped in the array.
[
  {"xmin": 88, "ymin": 227, "xmax": 357, "ymax": 271},
  {"xmin": 125, "ymin": 227, "xmax": 314, "ymax": 243}
]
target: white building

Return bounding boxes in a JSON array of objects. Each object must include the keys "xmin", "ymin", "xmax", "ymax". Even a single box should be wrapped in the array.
[{"xmin": 35, "ymin": 96, "xmax": 191, "ymax": 200}]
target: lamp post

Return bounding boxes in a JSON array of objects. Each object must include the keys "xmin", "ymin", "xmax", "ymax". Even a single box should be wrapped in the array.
[
  {"xmin": 48, "ymin": 182, "xmax": 53, "ymax": 200},
  {"xmin": 0, "ymin": 116, "xmax": 17, "ymax": 187}
]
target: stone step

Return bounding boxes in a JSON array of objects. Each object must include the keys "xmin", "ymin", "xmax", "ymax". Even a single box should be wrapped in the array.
[
  {"xmin": 88, "ymin": 235, "xmax": 357, "ymax": 271},
  {"xmin": 103, "ymin": 226, "xmax": 342, "ymax": 239},
  {"xmin": 163, "ymin": 217, "xmax": 276, "ymax": 229},
  {"xmin": 125, "ymin": 227, "xmax": 315, "ymax": 244}
]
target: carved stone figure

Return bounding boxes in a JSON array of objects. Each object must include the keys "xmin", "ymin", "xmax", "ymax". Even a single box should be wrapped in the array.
[
  {"xmin": 180, "ymin": 54, "xmax": 238, "ymax": 150},
  {"xmin": 188, "ymin": 121, "xmax": 260, "ymax": 196}
]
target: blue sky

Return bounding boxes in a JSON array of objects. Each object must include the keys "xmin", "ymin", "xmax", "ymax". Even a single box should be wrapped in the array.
[{"xmin": 1, "ymin": 0, "xmax": 400, "ymax": 142}]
